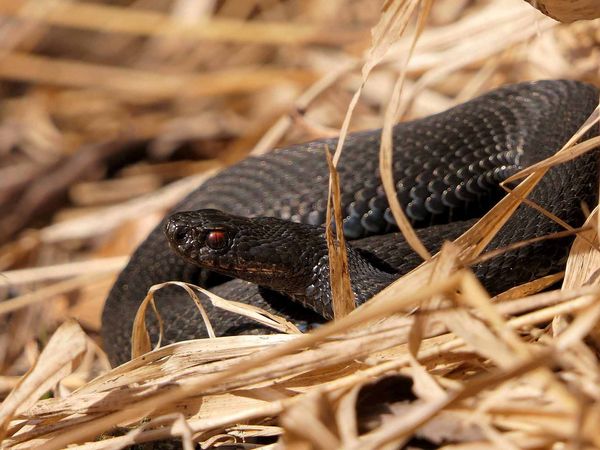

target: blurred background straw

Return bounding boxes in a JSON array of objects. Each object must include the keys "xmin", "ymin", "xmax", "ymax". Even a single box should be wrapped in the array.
[{"xmin": 0, "ymin": 0, "xmax": 599, "ymax": 448}]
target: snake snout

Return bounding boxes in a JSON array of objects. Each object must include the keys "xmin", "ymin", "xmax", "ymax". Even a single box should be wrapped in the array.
[{"xmin": 165, "ymin": 217, "xmax": 195, "ymax": 248}]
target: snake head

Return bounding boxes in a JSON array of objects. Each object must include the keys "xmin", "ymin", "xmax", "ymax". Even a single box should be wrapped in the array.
[
  {"xmin": 165, "ymin": 209, "xmax": 235, "ymax": 261},
  {"xmin": 164, "ymin": 209, "xmax": 330, "ymax": 297}
]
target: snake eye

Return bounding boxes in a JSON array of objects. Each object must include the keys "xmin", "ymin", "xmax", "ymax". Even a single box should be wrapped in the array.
[{"xmin": 206, "ymin": 230, "xmax": 228, "ymax": 250}]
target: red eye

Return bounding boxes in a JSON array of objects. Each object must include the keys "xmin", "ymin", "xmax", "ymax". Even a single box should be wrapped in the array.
[{"xmin": 206, "ymin": 230, "xmax": 228, "ymax": 250}]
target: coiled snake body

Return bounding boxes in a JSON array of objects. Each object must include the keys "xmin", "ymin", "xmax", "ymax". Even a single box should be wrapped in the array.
[{"xmin": 103, "ymin": 80, "xmax": 599, "ymax": 366}]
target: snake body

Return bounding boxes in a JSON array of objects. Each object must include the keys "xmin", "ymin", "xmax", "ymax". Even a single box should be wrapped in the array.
[{"xmin": 103, "ymin": 80, "xmax": 599, "ymax": 366}]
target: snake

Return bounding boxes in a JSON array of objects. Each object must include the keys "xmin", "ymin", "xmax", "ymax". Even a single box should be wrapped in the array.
[{"xmin": 102, "ymin": 80, "xmax": 599, "ymax": 367}]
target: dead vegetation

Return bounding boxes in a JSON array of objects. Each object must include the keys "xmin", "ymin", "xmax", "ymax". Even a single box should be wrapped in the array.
[{"xmin": 1, "ymin": 0, "xmax": 600, "ymax": 448}]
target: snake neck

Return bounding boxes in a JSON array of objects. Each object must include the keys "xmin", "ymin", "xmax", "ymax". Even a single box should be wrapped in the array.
[{"xmin": 258, "ymin": 245, "xmax": 398, "ymax": 320}]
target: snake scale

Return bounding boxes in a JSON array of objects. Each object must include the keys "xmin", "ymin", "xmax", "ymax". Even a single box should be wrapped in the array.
[{"xmin": 102, "ymin": 80, "xmax": 599, "ymax": 366}]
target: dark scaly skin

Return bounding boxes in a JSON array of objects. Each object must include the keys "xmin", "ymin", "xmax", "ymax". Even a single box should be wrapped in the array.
[{"xmin": 103, "ymin": 80, "xmax": 600, "ymax": 366}]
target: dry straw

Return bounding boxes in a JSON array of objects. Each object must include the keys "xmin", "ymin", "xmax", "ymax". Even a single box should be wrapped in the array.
[{"xmin": 1, "ymin": 0, "xmax": 600, "ymax": 449}]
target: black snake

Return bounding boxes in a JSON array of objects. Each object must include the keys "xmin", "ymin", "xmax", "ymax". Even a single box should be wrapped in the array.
[{"xmin": 102, "ymin": 80, "xmax": 599, "ymax": 366}]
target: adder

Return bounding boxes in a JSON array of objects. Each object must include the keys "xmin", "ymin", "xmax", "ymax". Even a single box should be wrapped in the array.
[{"xmin": 102, "ymin": 79, "xmax": 600, "ymax": 367}]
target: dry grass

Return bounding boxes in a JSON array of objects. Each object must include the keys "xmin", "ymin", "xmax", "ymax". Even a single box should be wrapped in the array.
[{"xmin": 1, "ymin": 0, "xmax": 600, "ymax": 448}]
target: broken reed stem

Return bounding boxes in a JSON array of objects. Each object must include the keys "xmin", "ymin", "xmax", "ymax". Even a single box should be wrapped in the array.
[
  {"xmin": 324, "ymin": 146, "xmax": 355, "ymax": 319},
  {"xmin": 0, "ymin": 52, "xmax": 317, "ymax": 101},
  {"xmin": 379, "ymin": 0, "xmax": 433, "ymax": 261}
]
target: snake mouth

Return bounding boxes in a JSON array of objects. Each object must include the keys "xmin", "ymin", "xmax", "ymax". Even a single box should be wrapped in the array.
[{"xmin": 204, "ymin": 260, "xmax": 290, "ymax": 280}]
